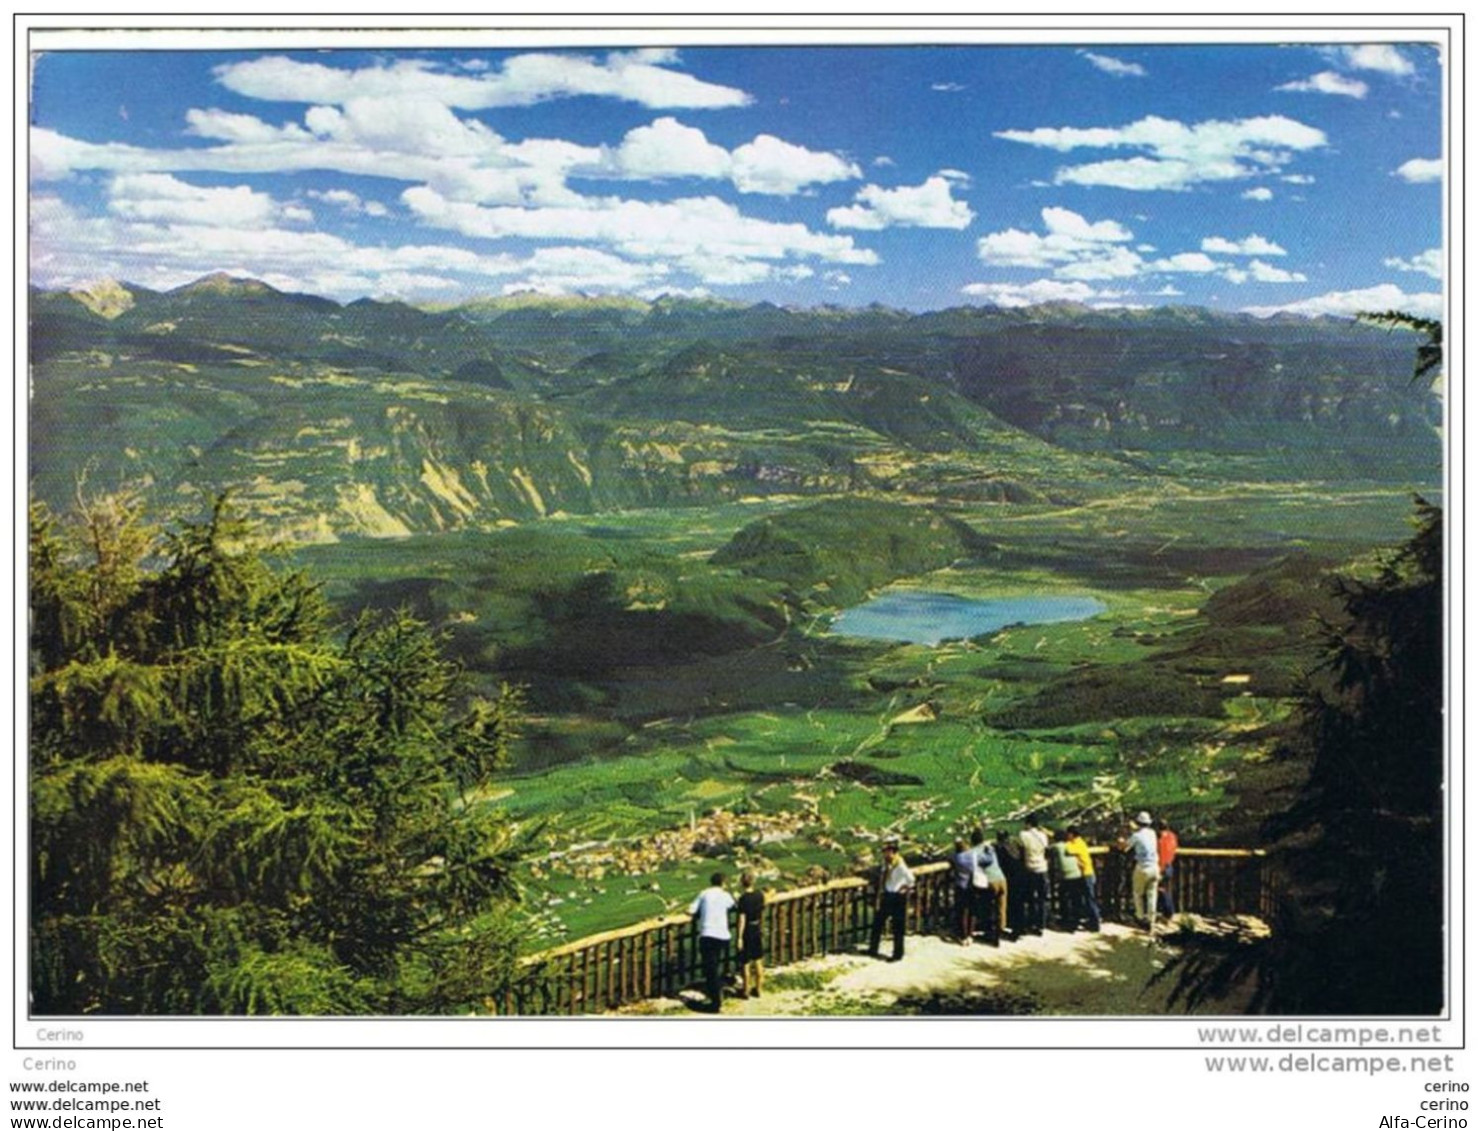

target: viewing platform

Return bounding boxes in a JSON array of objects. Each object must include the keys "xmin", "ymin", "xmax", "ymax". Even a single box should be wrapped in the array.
[{"xmin": 505, "ymin": 847, "xmax": 1275, "ymax": 1015}]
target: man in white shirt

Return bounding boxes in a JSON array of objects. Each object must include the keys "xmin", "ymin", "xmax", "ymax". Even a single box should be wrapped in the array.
[
  {"xmin": 868, "ymin": 840, "xmax": 915, "ymax": 961},
  {"xmin": 1017, "ymin": 815, "xmax": 1051, "ymax": 935},
  {"xmin": 688, "ymin": 872, "xmax": 736, "ymax": 1012},
  {"xmin": 1120, "ymin": 811, "xmax": 1161, "ymax": 936}
]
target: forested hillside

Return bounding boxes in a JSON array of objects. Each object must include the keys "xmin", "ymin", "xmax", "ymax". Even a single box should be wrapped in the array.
[{"xmin": 30, "ymin": 277, "xmax": 1439, "ymax": 542}]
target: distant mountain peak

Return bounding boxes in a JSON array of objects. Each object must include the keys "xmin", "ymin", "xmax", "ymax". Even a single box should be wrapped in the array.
[
  {"xmin": 67, "ymin": 278, "xmax": 135, "ymax": 320},
  {"xmin": 172, "ymin": 272, "xmax": 277, "ymax": 297},
  {"xmin": 449, "ymin": 291, "xmax": 652, "ymax": 315}
]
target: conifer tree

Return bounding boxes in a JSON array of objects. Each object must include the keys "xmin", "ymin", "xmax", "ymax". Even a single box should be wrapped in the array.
[{"xmin": 30, "ymin": 493, "xmax": 526, "ymax": 1014}]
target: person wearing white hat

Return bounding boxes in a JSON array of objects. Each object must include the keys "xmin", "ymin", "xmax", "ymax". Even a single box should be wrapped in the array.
[{"xmin": 1120, "ymin": 812, "xmax": 1161, "ymax": 937}]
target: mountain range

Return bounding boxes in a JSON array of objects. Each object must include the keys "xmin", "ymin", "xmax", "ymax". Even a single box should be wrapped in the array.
[{"xmin": 29, "ymin": 274, "xmax": 1441, "ymax": 541}]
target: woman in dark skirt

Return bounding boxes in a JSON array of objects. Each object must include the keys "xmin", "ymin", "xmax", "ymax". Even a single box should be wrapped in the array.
[{"xmin": 736, "ymin": 871, "xmax": 766, "ymax": 999}]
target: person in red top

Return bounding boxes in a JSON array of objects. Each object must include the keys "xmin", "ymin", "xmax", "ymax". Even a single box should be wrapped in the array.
[{"xmin": 1156, "ymin": 819, "xmax": 1180, "ymax": 918}]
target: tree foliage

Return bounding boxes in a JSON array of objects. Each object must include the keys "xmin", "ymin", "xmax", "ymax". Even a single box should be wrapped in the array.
[
  {"xmin": 30, "ymin": 493, "xmax": 527, "ymax": 1014},
  {"xmin": 1170, "ymin": 312, "xmax": 1445, "ymax": 1015},
  {"xmin": 1170, "ymin": 501, "xmax": 1443, "ymax": 1014},
  {"xmin": 1358, "ymin": 310, "xmax": 1443, "ymax": 384}
]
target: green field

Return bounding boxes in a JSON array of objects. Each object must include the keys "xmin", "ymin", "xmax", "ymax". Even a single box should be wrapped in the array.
[{"xmin": 294, "ymin": 481, "xmax": 1424, "ymax": 944}]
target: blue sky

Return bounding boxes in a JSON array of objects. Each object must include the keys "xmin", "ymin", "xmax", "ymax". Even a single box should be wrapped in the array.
[{"xmin": 29, "ymin": 42, "xmax": 1442, "ymax": 316}]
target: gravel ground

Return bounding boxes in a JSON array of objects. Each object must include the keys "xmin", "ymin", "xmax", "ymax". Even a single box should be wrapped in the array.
[{"xmin": 619, "ymin": 917, "xmax": 1261, "ymax": 1017}]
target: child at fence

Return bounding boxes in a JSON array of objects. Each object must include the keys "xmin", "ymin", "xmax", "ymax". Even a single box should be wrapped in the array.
[{"xmin": 736, "ymin": 871, "xmax": 766, "ymax": 998}]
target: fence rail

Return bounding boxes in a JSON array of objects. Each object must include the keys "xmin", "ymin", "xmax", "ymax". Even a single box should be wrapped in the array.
[{"xmin": 504, "ymin": 847, "xmax": 1267, "ymax": 1015}]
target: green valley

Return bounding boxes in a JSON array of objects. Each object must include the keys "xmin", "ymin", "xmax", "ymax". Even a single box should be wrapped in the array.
[{"xmin": 30, "ymin": 276, "xmax": 1442, "ymax": 948}]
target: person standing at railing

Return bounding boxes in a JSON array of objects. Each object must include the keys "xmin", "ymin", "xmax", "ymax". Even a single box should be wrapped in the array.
[
  {"xmin": 1049, "ymin": 826, "xmax": 1083, "ymax": 930},
  {"xmin": 994, "ymin": 828, "xmax": 1024, "ymax": 941},
  {"xmin": 970, "ymin": 827, "xmax": 1005, "ymax": 946},
  {"xmin": 1017, "ymin": 814, "xmax": 1051, "ymax": 936},
  {"xmin": 736, "ymin": 871, "xmax": 766, "ymax": 999},
  {"xmin": 1062, "ymin": 825, "xmax": 1101, "ymax": 932},
  {"xmin": 1156, "ymin": 818, "xmax": 1180, "ymax": 920},
  {"xmin": 868, "ymin": 840, "xmax": 914, "ymax": 962},
  {"xmin": 1118, "ymin": 812, "xmax": 1161, "ymax": 937},
  {"xmin": 951, "ymin": 836, "xmax": 978, "ymax": 946},
  {"xmin": 689, "ymin": 872, "xmax": 736, "ymax": 1012}
]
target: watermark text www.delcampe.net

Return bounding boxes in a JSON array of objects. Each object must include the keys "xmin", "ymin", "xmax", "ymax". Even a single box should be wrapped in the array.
[{"xmin": 1198, "ymin": 1024, "xmax": 1446, "ymax": 1047}]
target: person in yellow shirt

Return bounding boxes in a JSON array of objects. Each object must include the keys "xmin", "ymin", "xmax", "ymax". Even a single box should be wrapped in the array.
[{"xmin": 1062, "ymin": 825, "xmax": 1102, "ymax": 932}]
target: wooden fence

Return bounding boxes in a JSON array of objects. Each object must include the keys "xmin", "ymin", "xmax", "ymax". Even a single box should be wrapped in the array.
[{"xmin": 505, "ymin": 846, "xmax": 1268, "ymax": 1015}]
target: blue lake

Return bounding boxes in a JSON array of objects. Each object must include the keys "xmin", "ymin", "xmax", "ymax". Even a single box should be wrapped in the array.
[{"xmin": 830, "ymin": 591, "xmax": 1106, "ymax": 646}]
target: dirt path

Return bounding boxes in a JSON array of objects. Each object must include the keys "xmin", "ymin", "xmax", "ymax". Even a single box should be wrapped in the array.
[{"xmin": 619, "ymin": 920, "xmax": 1256, "ymax": 1016}]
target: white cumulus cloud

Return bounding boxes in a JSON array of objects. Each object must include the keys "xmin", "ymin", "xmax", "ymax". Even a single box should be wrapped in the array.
[
  {"xmin": 1326, "ymin": 44, "xmax": 1415, "ymax": 76},
  {"xmin": 1081, "ymin": 51, "xmax": 1147, "ymax": 78},
  {"xmin": 36, "ymin": 98, "xmax": 859, "ymax": 209},
  {"xmin": 400, "ymin": 186, "xmax": 878, "ymax": 286},
  {"xmin": 307, "ymin": 188, "xmax": 390, "ymax": 217},
  {"xmin": 214, "ymin": 49, "xmax": 751, "ymax": 111},
  {"xmin": 1396, "ymin": 158, "xmax": 1442, "ymax": 183},
  {"xmin": 1245, "ymin": 259, "xmax": 1307, "ymax": 283},
  {"xmin": 1385, "ymin": 248, "xmax": 1442, "ymax": 279},
  {"xmin": 973, "ymin": 206, "xmax": 1310, "ymax": 289},
  {"xmin": 1149, "ymin": 252, "xmax": 1221, "ymax": 274},
  {"xmin": 611, "ymin": 116, "xmax": 731, "ymax": 180},
  {"xmin": 1201, "ymin": 234, "xmax": 1287, "ymax": 256},
  {"xmin": 31, "ymin": 85, "xmax": 877, "ymax": 299},
  {"xmin": 107, "ymin": 173, "xmax": 287, "ymax": 229},
  {"xmin": 1055, "ymin": 248, "xmax": 1148, "ymax": 281},
  {"xmin": 1276, "ymin": 71, "xmax": 1369, "ymax": 98},
  {"xmin": 505, "ymin": 246, "xmax": 671, "ymax": 293},
  {"xmin": 186, "ymin": 107, "xmax": 314, "ymax": 144},
  {"xmin": 827, "ymin": 176, "xmax": 974, "ymax": 230},
  {"xmin": 31, "ymin": 119, "xmax": 582, "ymax": 209},
  {"xmin": 977, "ymin": 207, "xmax": 1142, "ymax": 279},
  {"xmin": 1042, "ymin": 207, "xmax": 1135, "ymax": 243},
  {"xmin": 1244, "ymin": 283, "xmax": 1440, "ymax": 319},
  {"xmin": 305, "ymin": 97, "xmax": 504, "ymax": 159},
  {"xmin": 729, "ymin": 134, "xmax": 860, "ymax": 195},
  {"xmin": 996, "ymin": 114, "xmax": 1326, "ymax": 192},
  {"xmin": 606, "ymin": 121, "xmax": 860, "ymax": 196},
  {"xmin": 1242, "ymin": 187, "xmax": 1274, "ymax": 201},
  {"xmin": 33, "ymin": 184, "xmax": 744, "ymax": 302},
  {"xmin": 29, "ymin": 191, "xmax": 533, "ymax": 299},
  {"xmin": 961, "ymin": 278, "xmax": 1115, "ymax": 307}
]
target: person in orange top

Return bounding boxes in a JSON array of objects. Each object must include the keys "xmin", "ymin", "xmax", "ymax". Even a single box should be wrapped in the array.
[{"xmin": 1156, "ymin": 819, "xmax": 1180, "ymax": 919}]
